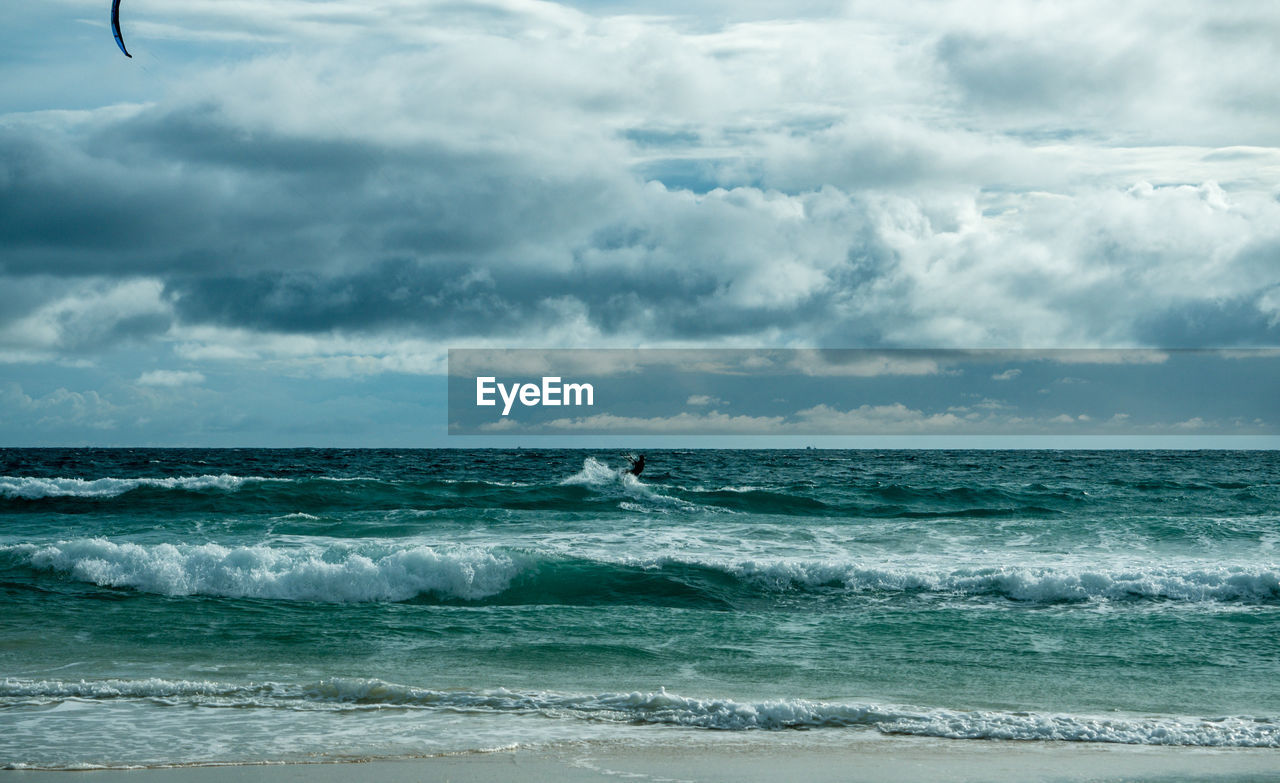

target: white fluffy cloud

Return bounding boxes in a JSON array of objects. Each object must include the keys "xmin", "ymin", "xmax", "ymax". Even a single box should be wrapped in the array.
[
  {"xmin": 511, "ymin": 400, "xmax": 1263, "ymax": 436},
  {"xmin": 0, "ymin": 279, "xmax": 172, "ymax": 361},
  {"xmin": 136, "ymin": 370, "xmax": 205, "ymax": 387},
  {"xmin": 686, "ymin": 394, "xmax": 727, "ymax": 407},
  {"xmin": 0, "ymin": 383, "xmax": 119, "ymax": 431}
]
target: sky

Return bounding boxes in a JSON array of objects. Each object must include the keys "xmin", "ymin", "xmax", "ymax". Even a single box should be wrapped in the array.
[{"xmin": 2, "ymin": 0, "xmax": 1279, "ymax": 446}]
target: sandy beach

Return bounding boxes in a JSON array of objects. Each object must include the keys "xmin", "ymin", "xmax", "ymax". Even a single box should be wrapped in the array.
[{"xmin": 6, "ymin": 737, "xmax": 1279, "ymax": 783}]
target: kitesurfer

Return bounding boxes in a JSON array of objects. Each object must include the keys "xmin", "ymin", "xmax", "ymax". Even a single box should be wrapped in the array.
[{"xmin": 627, "ymin": 454, "xmax": 645, "ymax": 477}]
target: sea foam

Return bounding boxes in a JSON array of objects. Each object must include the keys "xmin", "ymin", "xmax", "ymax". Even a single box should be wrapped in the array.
[
  {"xmin": 18, "ymin": 539, "xmax": 519, "ymax": 602},
  {"xmin": 11, "ymin": 538, "xmax": 1280, "ymax": 605},
  {"xmin": 559, "ymin": 456, "xmax": 625, "ymax": 487},
  {"xmin": 4, "ymin": 677, "xmax": 1277, "ymax": 748},
  {"xmin": 0, "ymin": 474, "xmax": 277, "ymax": 500},
  {"xmin": 720, "ymin": 558, "xmax": 1280, "ymax": 603},
  {"xmin": 560, "ymin": 457, "xmax": 701, "ymax": 513}
]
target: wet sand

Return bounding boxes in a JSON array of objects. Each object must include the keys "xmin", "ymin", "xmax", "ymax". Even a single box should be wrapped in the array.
[{"xmin": 6, "ymin": 737, "xmax": 1279, "ymax": 783}]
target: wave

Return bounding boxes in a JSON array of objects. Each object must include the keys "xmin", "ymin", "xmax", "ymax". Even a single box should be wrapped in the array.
[
  {"xmin": 560, "ymin": 456, "xmax": 631, "ymax": 487},
  {"xmin": 8, "ymin": 540, "xmax": 521, "ymax": 602},
  {"xmin": 722, "ymin": 559, "xmax": 1280, "ymax": 604},
  {"xmin": 7, "ymin": 540, "xmax": 1280, "ymax": 606},
  {"xmin": 0, "ymin": 465, "xmax": 696, "ymax": 515},
  {"xmin": 4, "ymin": 677, "xmax": 1277, "ymax": 748},
  {"xmin": 558, "ymin": 460, "xmax": 1091, "ymax": 517},
  {"xmin": 672, "ymin": 487, "xmax": 832, "ymax": 514},
  {"xmin": 557, "ymin": 459, "xmax": 1076, "ymax": 518},
  {"xmin": 0, "ymin": 474, "xmax": 280, "ymax": 500},
  {"xmin": 0, "ymin": 461, "xmax": 1176, "ymax": 521},
  {"xmin": 560, "ymin": 457, "xmax": 702, "ymax": 512}
]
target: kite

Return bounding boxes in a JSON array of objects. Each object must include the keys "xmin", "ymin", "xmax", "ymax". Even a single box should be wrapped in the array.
[{"xmin": 111, "ymin": 0, "xmax": 131, "ymax": 58}]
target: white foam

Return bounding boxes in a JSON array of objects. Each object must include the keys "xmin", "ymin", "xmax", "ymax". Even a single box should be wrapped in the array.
[
  {"xmin": 718, "ymin": 558, "xmax": 1280, "ymax": 603},
  {"xmin": 0, "ymin": 475, "xmax": 280, "ymax": 500},
  {"xmin": 542, "ymin": 536, "xmax": 1280, "ymax": 604},
  {"xmin": 11, "ymin": 534, "xmax": 1279, "ymax": 605},
  {"xmin": 4, "ymin": 678, "xmax": 1277, "ymax": 748},
  {"xmin": 560, "ymin": 457, "xmax": 625, "ymax": 487},
  {"xmin": 560, "ymin": 458, "xmax": 701, "ymax": 512},
  {"xmin": 879, "ymin": 708, "xmax": 1280, "ymax": 746},
  {"xmin": 1, "ymin": 678, "xmax": 272, "ymax": 703},
  {"xmin": 16, "ymin": 540, "xmax": 520, "ymax": 602},
  {"xmin": 560, "ymin": 457, "xmax": 657, "ymax": 497},
  {"xmin": 437, "ymin": 478, "xmax": 531, "ymax": 487}
]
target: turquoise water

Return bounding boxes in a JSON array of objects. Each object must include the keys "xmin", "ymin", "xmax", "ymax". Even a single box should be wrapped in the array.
[{"xmin": 2, "ymin": 449, "xmax": 1279, "ymax": 768}]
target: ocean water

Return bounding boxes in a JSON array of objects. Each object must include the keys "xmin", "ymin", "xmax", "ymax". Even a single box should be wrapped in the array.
[{"xmin": 2, "ymin": 448, "xmax": 1279, "ymax": 769}]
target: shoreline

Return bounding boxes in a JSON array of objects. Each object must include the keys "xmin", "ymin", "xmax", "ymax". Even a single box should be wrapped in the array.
[{"xmin": 6, "ymin": 737, "xmax": 1280, "ymax": 782}]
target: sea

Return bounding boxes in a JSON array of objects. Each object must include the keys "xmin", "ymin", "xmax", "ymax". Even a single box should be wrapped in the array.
[{"xmin": 2, "ymin": 448, "xmax": 1278, "ymax": 769}]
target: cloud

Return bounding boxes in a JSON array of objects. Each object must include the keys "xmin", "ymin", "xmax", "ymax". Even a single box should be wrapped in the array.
[
  {"xmin": 477, "ymin": 417, "xmax": 521, "ymax": 433},
  {"xmin": 541, "ymin": 410, "xmax": 787, "ymax": 434},
  {"xmin": 991, "ymin": 368, "xmax": 1021, "ymax": 380},
  {"xmin": 792, "ymin": 403, "xmax": 970, "ymax": 434},
  {"xmin": 0, "ymin": 278, "xmax": 172, "ymax": 359},
  {"xmin": 787, "ymin": 350, "xmax": 952, "ymax": 377},
  {"xmin": 137, "ymin": 370, "xmax": 206, "ymax": 387},
  {"xmin": 514, "ymin": 401, "xmax": 1268, "ymax": 436},
  {"xmin": 0, "ymin": 382, "xmax": 119, "ymax": 431},
  {"xmin": 973, "ymin": 398, "xmax": 1011, "ymax": 410},
  {"xmin": 4, "ymin": 0, "xmax": 1280, "ymax": 392},
  {"xmin": 686, "ymin": 394, "xmax": 727, "ymax": 407}
]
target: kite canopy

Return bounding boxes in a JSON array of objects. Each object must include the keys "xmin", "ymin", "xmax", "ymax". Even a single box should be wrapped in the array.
[{"xmin": 111, "ymin": 0, "xmax": 131, "ymax": 58}]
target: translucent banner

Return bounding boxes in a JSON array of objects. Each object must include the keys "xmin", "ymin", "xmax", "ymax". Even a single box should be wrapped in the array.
[{"xmin": 447, "ymin": 349, "xmax": 1279, "ymax": 436}]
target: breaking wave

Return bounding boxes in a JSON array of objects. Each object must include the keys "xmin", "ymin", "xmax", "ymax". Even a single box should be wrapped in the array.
[
  {"xmin": 7, "ymin": 539, "xmax": 1279, "ymax": 606},
  {"xmin": 8, "ymin": 540, "xmax": 520, "ymax": 603},
  {"xmin": 4, "ymin": 677, "xmax": 1277, "ymax": 748},
  {"xmin": 0, "ymin": 474, "xmax": 279, "ymax": 500}
]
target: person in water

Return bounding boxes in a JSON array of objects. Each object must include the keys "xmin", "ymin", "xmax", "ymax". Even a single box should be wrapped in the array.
[{"xmin": 627, "ymin": 454, "xmax": 645, "ymax": 476}]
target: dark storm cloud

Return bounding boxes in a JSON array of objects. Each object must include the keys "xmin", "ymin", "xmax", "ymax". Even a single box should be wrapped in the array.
[
  {"xmin": 3, "ymin": 82, "xmax": 918, "ymax": 347},
  {"xmin": 0, "ymin": 102, "xmax": 619, "ymax": 277},
  {"xmin": 0, "ymin": 129, "xmax": 169, "ymax": 261},
  {"xmin": 164, "ymin": 253, "xmax": 866, "ymax": 342},
  {"xmin": 0, "ymin": 120, "xmax": 266, "ymax": 276},
  {"xmin": 167, "ymin": 261, "xmax": 533, "ymax": 335},
  {"xmin": 97, "ymin": 103, "xmax": 388, "ymax": 178}
]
